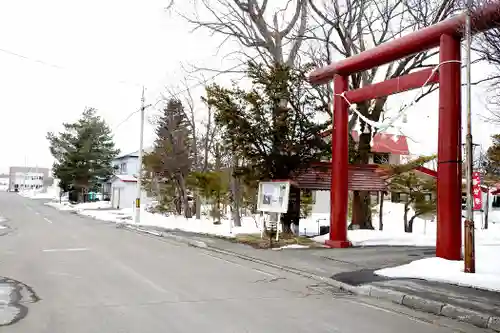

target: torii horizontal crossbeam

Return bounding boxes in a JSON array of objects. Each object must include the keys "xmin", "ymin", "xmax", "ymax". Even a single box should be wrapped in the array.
[
  {"xmin": 309, "ymin": 2, "xmax": 500, "ymax": 85},
  {"xmin": 345, "ymin": 68, "xmax": 439, "ymax": 104}
]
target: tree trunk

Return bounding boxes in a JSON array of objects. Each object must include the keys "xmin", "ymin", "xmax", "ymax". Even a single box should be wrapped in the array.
[
  {"xmin": 403, "ymin": 203, "xmax": 410, "ymax": 232},
  {"xmin": 230, "ymin": 175, "xmax": 241, "ymax": 227},
  {"xmin": 350, "ymin": 132, "xmax": 374, "ymax": 229},
  {"xmin": 350, "ymin": 192, "xmax": 361, "ymax": 230},
  {"xmin": 379, "ymin": 192, "xmax": 384, "ymax": 231},
  {"xmin": 407, "ymin": 215, "xmax": 417, "ymax": 233},
  {"xmin": 194, "ymin": 192, "xmax": 202, "ymax": 219},
  {"xmin": 485, "ymin": 189, "xmax": 490, "ymax": 229},
  {"xmin": 251, "ymin": 193, "xmax": 258, "ymax": 214},
  {"xmin": 216, "ymin": 193, "xmax": 221, "ymax": 224},
  {"xmin": 175, "ymin": 196, "xmax": 182, "ymax": 215},
  {"xmin": 230, "ymin": 156, "xmax": 241, "ymax": 227},
  {"xmin": 282, "ymin": 185, "xmax": 300, "ymax": 234},
  {"xmin": 176, "ymin": 175, "xmax": 191, "ymax": 218}
]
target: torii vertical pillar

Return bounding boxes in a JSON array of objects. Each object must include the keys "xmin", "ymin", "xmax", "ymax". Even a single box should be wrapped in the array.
[
  {"xmin": 326, "ymin": 75, "xmax": 351, "ymax": 248},
  {"xmin": 436, "ymin": 34, "xmax": 462, "ymax": 260}
]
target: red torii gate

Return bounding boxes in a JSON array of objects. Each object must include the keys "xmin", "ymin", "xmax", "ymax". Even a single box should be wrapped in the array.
[{"xmin": 309, "ymin": 3, "xmax": 500, "ymax": 260}]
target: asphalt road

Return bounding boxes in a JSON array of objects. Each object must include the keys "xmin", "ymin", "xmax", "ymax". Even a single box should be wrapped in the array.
[{"xmin": 0, "ymin": 192, "xmax": 489, "ymax": 333}]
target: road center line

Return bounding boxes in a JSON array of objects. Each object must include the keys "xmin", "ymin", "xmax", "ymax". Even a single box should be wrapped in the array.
[
  {"xmin": 42, "ymin": 248, "xmax": 89, "ymax": 253},
  {"xmin": 43, "ymin": 217, "xmax": 53, "ymax": 224}
]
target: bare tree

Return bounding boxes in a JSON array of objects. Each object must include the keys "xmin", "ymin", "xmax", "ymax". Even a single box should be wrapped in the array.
[
  {"xmin": 162, "ymin": 79, "xmax": 218, "ymax": 219},
  {"xmin": 177, "ymin": 0, "xmax": 308, "ymax": 67},
  {"xmin": 307, "ymin": 0, "xmax": 460, "ymax": 228}
]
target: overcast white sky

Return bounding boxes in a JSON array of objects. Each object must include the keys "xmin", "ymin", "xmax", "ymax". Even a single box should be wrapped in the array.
[{"xmin": 0, "ymin": 0, "xmax": 496, "ymax": 174}]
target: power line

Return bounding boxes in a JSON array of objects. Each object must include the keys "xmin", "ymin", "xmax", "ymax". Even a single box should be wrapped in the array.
[
  {"xmin": 0, "ymin": 46, "xmax": 142, "ymax": 88},
  {"xmin": 0, "ymin": 43, "xmax": 256, "ymax": 131},
  {"xmin": 113, "ymin": 60, "xmax": 252, "ymax": 131},
  {"xmin": 114, "ymin": 108, "xmax": 142, "ymax": 130}
]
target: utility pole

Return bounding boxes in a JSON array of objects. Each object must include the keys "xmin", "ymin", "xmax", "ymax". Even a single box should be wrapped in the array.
[
  {"xmin": 135, "ymin": 86, "xmax": 146, "ymax": 224},
  {"xmin": 464, "ymin": 0, "xmax": 475, "ymax": 273}
]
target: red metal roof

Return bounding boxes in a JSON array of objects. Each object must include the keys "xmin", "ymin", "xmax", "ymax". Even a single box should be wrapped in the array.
[
  {"xmin": 292, "ymin": 162, "xmax": 387, "ymax": 191},
  {"xmin": 321, "ymin": 130, "xmax": 410, "ymax": 155}
]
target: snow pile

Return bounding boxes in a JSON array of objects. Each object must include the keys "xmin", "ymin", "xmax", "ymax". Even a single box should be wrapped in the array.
[
  {"xmin": 85, "ymin": 209, "xmax": 261, "ymax": 237},
  {"xmin": 277, "ymin": 244, "xmax": 310, "ymax": 250},
  {"xmin": 45, "ymin": 201, "xmax": 77, "ymax": 211},
  {"xmin": 47, "ymin": 201, "xmax": 261, "ymax": 237},
  {"xmin": 45, "ymin": 200, "xmax": 111, "ymax": 212},
  {"xmin": 311, "ymin": 202, "xmax": 500, "ymax": 247},
  {"xmin": 311, "ymin": 202, "xmax": 436, "ymax": 246},
  {"xmin": 302, "ymin": 202, "xmax": 500, "ymax": 292},
  {"xmin": 18, "ymin": 188, "xmax": 60, "ymax": 200},
  {"xmin": 375, "ymin": 244, "xmax": 500, "ymax": 292},
  {"xmin": 72, "ymin": 201, "xmax": 111, "ymax": 210},
  {"xmin": 299, "ymin": 214, "xmax": 330, "ymax": 237}
]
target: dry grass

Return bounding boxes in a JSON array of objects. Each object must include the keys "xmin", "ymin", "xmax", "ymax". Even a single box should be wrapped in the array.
[{"xmin": 234, "ymin": 233, "xmax": 322, "ymax": 249}]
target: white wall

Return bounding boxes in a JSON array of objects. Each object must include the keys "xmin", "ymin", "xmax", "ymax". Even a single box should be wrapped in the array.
[
  {"xmin": 312, "ymin": 190, "xmax": 330, "ymax": 214},
  {"xmin": 110, "ymin": 179, "xmax": 151, "ymax": 210},
  {"xmin": 111, "ymin": 180, "xmax": 136, "ymax": 209},
  {"xmin": 113, "ymin": 156, "xmax": 139, "ymax": 176}
]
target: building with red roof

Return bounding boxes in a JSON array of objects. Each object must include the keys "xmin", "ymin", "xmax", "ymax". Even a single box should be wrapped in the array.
[{"xmin": 293, "ymin": 131, "xmax": 438, "ymax": 215}]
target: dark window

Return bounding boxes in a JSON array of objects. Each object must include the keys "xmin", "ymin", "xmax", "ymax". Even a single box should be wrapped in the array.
[
  {"xmin": 373, "ymin": 153, "xmax": 390, "ymax": 164},
  {"xmin": 493, "ymin": 196, "xmax": 500, "ymax": 208},
  {"xmin": 391, "ymin": 192, "xmax": 401, "ymax": 203}
]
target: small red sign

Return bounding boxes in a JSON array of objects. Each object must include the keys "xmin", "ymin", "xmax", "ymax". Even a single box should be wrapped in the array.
[{"xmin": 472, "ymin": 172, "xmax": 482, "ymax": 210}]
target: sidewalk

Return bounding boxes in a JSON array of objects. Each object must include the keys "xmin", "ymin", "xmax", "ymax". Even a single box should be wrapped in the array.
[{"xmin": 127, "ymin": 225, "xmax": 500, "ymax": 331}]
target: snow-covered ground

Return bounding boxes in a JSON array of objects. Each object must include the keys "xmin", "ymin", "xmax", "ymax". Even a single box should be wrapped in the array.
[
  {"xmin": 375, "ymin": 249, "xmax": 500, "ymax": 292},
  {"xmin": 304, "ymin": 201, "xmax": 500, "ymax": 292},
  {"xmin": 18, "ymin": 188, "xmax": 61, "ymax": 200},
  {"xmin": 46, "ymin": 201, "xmax": 111, "ymax": 212},
  {"xmin": 369, "ymin": 209, "xmax": 500, "ymax": 292},
  {"xmin": 312, "ymin": 202, "xmax": 500, "ymax": 247},
  {"xmin": 46, "ymin": 201, "xmax": 262, "ymax": 237}
]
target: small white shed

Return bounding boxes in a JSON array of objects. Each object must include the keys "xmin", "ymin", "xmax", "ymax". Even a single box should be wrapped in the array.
[{"xmin": 110, "ymin": 175, "xmax": 139, "ymax": 209}]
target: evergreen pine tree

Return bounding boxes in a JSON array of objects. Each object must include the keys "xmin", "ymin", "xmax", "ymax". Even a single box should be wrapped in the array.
[
  {"xmin": 47, "ymin": 107, "xmax": 119, "ymax": 202},
  {"xmin": 486, "ymin": 134, "xmax": 500, "ymax": 178},
  {"xmin": 144, "ymin": 98, "xmax": 194, "ymax": 217},
  {"xmin": 204, "ymin": 62, "xmax": 330, "ymax": 231}
]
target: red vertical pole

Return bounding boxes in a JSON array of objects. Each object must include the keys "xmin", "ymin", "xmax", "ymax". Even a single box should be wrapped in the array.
[
  {"xmin": 436, "ymin": 34, "xmax": 462, "ymax": 260},
  {"xmin": 326, "ymin": 75, "xmax": 351, "ymax": 248}
]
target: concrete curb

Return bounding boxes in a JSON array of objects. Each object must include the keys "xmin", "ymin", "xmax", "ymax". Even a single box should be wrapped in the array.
[
  {"xmin": 366, "ymin": 285, "xmax": 499, "ymax": 331},
  {"xmin": 126, "ymin": 227, "xmax": 500, "ymax": 332}
]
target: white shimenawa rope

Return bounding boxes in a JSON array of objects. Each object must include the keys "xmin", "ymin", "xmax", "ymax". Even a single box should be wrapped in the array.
[{"xmin": 334, "ymin": 60, "xmax": 462, "ymax": 146}]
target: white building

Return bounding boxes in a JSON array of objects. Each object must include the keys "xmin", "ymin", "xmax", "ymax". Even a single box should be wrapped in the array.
[
  {"xmin": 311, "ymin": 132, "xmax": 410, "ymax": 215},
  {"xmin": 107, "ymin": 151, "xmax": 152, "ymax": 209},
  {"xmin": 110, "ymin": 175, "xmax": 140, "ymax": 209},
  {"xmin": 8, "ymin": 166, "xmax": 50, "ymax": 192}
]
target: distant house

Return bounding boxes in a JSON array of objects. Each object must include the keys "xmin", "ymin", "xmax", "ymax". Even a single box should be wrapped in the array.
[
  {"xmin": 109, "ymin": 174, "xmax": 139, "ymax": 209},
  {"xmin": 302, "ymin": 131, "xmax": 418, "ymax": 214},
  {"xmin": 113, "ymin": 151, "xmax": 140, "ymax": 176},
  {"xmin": 106, "ymin": 150, "xmax": 152, "ymax": 209},
  {"xmin": 8, "ymin": 166, "xmax": 51, "ymax": 192}
]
